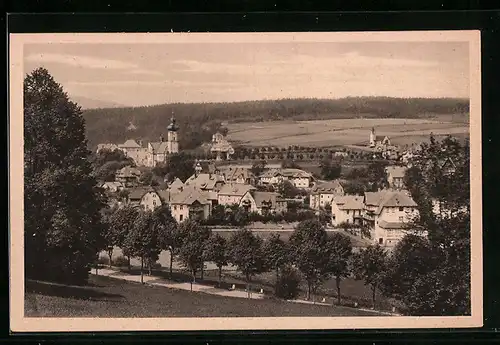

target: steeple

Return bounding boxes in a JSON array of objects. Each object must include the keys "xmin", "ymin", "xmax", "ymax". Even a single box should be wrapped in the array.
[{"xmin": 167, "ymin": 113, "xmax": 179, "ymax": 132}]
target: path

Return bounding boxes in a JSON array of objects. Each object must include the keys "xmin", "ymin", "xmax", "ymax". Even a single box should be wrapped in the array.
[
  {"xmin": 288, "ymin": 299, "xmax": 400, "ymax": 316},
  {"xmin": 92, "ymin": 268, "xmax": 264, "ymax": 300}
]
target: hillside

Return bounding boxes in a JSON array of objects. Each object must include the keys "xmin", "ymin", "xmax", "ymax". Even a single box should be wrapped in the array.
[{"xmin": 82, "ymin": 97, "xmax": 469, "ymax": 150}]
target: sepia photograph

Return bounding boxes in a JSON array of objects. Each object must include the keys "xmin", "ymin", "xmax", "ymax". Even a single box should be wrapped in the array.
[{"xmin": 9, "ymin": 31, "xmax": 482, "ymax": 332}]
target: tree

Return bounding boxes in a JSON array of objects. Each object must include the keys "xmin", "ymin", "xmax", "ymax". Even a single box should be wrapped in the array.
[
  {"xmin": 325, "ymin": 232, "xmax": 353, "ymax": 305},
  {"xmin": 155, "ymin": 152, "xmax": 195, "ymax": 183},
  {"xmin": 276, "ymin": 179, "xmax": 301, "ymax": 198},
  {"xmin": 274, "ymin": 265, "xmax": 302, "ymax": 300},
  {"xmin": 122, "ymin": 210, "xmax": 162, "ymax": 283},
  {"xmin": 139, "ymin": 170, "xmax": 154, "ymax": 186},
  {"xmin": 399, "ymin": 135, "xmax": 471, "ymax": 315},
  {"xmin": 177, "ymin": 219, "xmax": 212, "ymax": 283},
  {"xmin": 282, "ymin": 159, "xmax": 302, "ymax": 169},
  {"xmin": 24, "ymin": 67, "xmax": 105, "ymax": 284},
  {"xmin": 204, "ymin": 234, "xmax": 229, "ymax": 286},
  {"xmin": 250, "ymin": 159, "xmax": 267, "ymax": 177},
  {"xmin": 228, "ymin": 229, "xmax": 267, "ymax": 298},
  {"xmin": 320, "ymin": 159, "xmax": 342, "ymax": 180},
  {"xmin": 152, "ymin": 205, "xmax": 179, "ymax": 275},
  {"xmin": 288, "ymin": 219, "xmax": 329, "ymax": 300},
  {"xmin": 108, "ymin": 205, "xmax": 139, "ymax": 270},
  {"xmin": 352, "ymin": 244, "xmax": 388, "ymax": 309},
  {"xmin": 367, "ymin": 161, "xmax": 389, "ymax": 191},
  {"xmin": 262, "ymin": 233, "xmax": 289, "ymax": 287}
]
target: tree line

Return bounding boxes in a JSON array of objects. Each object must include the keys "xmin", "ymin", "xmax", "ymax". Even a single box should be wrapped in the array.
[{"xmin": 82, "ymin": 96, "xmax": 469, "ymax": 151}]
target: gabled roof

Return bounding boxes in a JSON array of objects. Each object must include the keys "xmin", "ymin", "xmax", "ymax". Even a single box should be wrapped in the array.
[
  {"xmin": 311, "ymin": 179, "xmax": 347, "ymax": 195},
  {"xmin": 184, "ymin": 173, "xmax": 225, "ymax": 190},
  {"xmin": 218, "ymin": 183, "xmax": 256, "ymax": 196},
  {"xmin": 128, "ymin": 187, "xmax": 156, "ymax": 200},
  {"xmin": 333, "ymin": 195, "xmax": 364, "ymax": 210},
  {"xmin": 169, "ymin": 186, "xmax": 210, "ymax": 205},
  {"xmin": 100, "ymin": 181, "xmax": 124, "ymax": 189},
  {"xmin": 119, "ymin": 139, "xmax": 142, "ymax": 148},
  {"xmin": 168, "ymin": 178, "xmax": 184, "ymax": 191},
  {"xmin": 378, "ymin": 220, "xmax": 410, "ymax": 230},
  {"xmin": 260, "ymin": 168, "xmax": 312, "ymax": 179},
  {"xmin": 149, "ymin": 141, "xmax": 169, "ymax": 154},
  {"xmin": 250, "ymin": 191, "xmax": 280, "ymax": 208},
  {"xmin": 364, "ymin": 190, "xmax": 417, "ymax": 214},
  {"xmin": 386, "ymin": 166, "xmax": 407, "ymax": 179},
  {"xmin": 220, "ymin": 166, "xmax": 254, "ymax": 182},
  {"xmin": 156, "ymin": 189, "xmax": 172, "ymax": 203}
]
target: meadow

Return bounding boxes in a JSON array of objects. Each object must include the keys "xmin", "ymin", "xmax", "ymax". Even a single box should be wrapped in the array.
[
  {"xmin": 25, "ymin": 275, "xmax": 383, "ymax": 317},
  {"xmin": 226, "ymin": 115, "xmax": 469, "ymax": 148}
]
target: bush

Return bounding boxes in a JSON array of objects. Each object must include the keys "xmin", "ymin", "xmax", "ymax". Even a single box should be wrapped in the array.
[
  {"xmin": 274, "ymin": 266, "xmax": 302, "ymax": 300},
  {"xmin": 112, "ymin": 256, "xmax": 129, "ymax": 267}
]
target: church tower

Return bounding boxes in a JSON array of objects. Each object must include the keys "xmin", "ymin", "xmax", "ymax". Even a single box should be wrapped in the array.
[
  {"xmin": 167, "ymin": 115, "xmax": 179, "ymax": 154},
  {"xmin": 369, "ymin": 127, "xmax": 376, "ymax": 147}
]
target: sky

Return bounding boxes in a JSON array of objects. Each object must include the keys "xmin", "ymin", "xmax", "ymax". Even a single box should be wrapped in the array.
[{"xmin": 23, "ymin": 39, "xmax": 470, "ymax": 107}]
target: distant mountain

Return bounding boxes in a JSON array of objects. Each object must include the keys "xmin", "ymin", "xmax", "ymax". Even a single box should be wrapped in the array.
[
  {"xmin": 70, "ymin": 96, "xmax": 126, "ymax": 110},
  {"xmin": 82, "ymin": 97, "xmax": 469, "ymax": 151}
]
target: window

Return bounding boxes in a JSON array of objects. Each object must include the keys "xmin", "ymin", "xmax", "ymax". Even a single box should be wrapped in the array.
[
  {"xmin": 174, "ymin": 205, "xmax": 177, "ymax": 210},
  {"xmin": 379, "ymin": 238, "xmax": 383, "ymax": 245},
  {"xmin": 399, "ymin": 216, "xmax": 404, "ymax": 222},
  {"xmin": 399, "ymin": 207, "xmax": 404, "ymax": 211},
  {"xmin": 179, "ymin": 214, "xmax": 183, "ymax": 221},
  {"xmin": 346, "ymin": 210, "xmax": 349, "ymax": 215},
  {"xmin": 180, "ymin": 205, "xmax": 184, "ymax": 210}
]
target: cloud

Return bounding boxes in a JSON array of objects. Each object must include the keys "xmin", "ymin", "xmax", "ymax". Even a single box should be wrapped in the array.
[
  {"xmin": 25, "ymin": 53, "xmax": 163, "ymax": 76},
  {"xmin": 171, "ymin": 52, "xmax": 437, "ymax": 77}
]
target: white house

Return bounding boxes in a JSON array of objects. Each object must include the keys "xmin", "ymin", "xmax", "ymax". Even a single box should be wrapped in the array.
[
  {"xmin": 184, "ymin": 172, "xmax": 225, "ymax": 192},
  {"xmin": 99, "ymin": 181, "xmax": 124, "ymax": 193},
  {"xmin": 168, "ymin": 186, "xmax": 211, "ymax": 223},
  {"xmin": 127, "ymin": 187, "xmax": 169, "ymax": 211},
  {"xmin": 239, "ymin": 191, "xmax": 287, "ymax": 215},
  {"xmin": 217, "ymin": 183, "xmax": 256, "ymax": 206},
  {"xmin": 331, "ymin": 195, "xmax": 364, "ymax": 226},
  {"xmin": 309, "ymin": 179, "xmax": 346, "ymax": 210},
  {"xmin": 363, "ymin": 190, "xmax": 419, "ymax": 248}
]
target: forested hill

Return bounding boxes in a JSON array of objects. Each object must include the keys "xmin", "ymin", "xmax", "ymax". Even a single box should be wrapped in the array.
[{"xmin": 82, "ymin": 97, "xmax": 469, "ymax": 150}]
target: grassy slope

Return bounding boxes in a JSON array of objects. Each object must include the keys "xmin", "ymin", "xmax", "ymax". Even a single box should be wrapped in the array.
[{"xmin": 25, "ymin": 275, "xmax": 383, "ymax": 318}]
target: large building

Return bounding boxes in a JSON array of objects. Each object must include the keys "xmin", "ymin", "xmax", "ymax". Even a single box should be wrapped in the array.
[
  {"xmin": 96, "ymin": 116, "xmax": 181, "ymax": 167},
  {"xmin": 309, "ymin": 179, "xmax": 347, "ymax": 210}
]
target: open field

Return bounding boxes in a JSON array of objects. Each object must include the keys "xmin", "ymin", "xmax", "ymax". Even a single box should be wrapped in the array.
[
  {"xmin": 226, "ymin": 116, "xmax": 469, "ymax": 148},
  {"xmin": 25, "ymin": 275, "xmax": 384, "ymax": 317}
]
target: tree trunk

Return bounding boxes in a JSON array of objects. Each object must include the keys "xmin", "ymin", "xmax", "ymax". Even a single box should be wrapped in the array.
[
  {"xmin": 192, "ymin": 268, "xmax": 196, "ymax": 283},
  {"xmin": 276, "ymin": 267, "xmax": 279, "ymax": 283},
  {"xmin": 246, "ymin": 273, "xmax": 251, "ymax": 299},
  {"xmin": 336, "ymin": 276, "xmax": 341, "ymax": 305},
  {"xmin": 372, "ymin": 285, "xmax": 376, "ymax": 309},
  {"xmin": 306, "ymin": 281, "xmax": 311, "ymax": 301},
  {"xmin": 218, "ymin": 265, "xmax": 222, "ymax": 287},
  {"xmin": 107, "ymin": 249, "xmax": 113, "ymax": 268},
  {"xmin": 140, "ymin": 256, "xmax": 144, "ymax": 284},
  {"xmin": 148, "ymin": 260, "xmax": 152, "ymax": 276},
  {"xmin": 127, "ymin": 255, "xmax": 131, "ymax": 271},
  {"xmin": 201, "ymin": 263, "xmax": 204, "ymax": 280}
]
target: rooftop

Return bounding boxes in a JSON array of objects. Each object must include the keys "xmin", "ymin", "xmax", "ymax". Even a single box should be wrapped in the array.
[{"xmin": 218, "ymin": 183, "xmax": 256, "ymax": 196}]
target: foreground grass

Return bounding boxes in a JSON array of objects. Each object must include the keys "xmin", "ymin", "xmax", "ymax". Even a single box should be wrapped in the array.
[{"xmin": 25, "ymin": 275, "xmax": 385, "ymax": 318}]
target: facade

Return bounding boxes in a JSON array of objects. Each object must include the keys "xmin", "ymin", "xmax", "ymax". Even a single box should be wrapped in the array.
[
  {"xmin": 362, "ymin": 190, "xmax": 419, "ymax": 248},
  {"xmin": 168, "ymin": 186, "xmax": 211, "ymax": 223},
  {"xmin": 385, "ymin": 165, "xmax": 407, "ymax": 189},
  {"xmin": 210, "ymin": 132, "xmax": 235, "ymax": 161},
  {"xmin": 259, "ymin": 168, "xmax": 314, "ymax": 189},
  {"xmin": 217, "ymin": 183, "xmax": 256, "ymax": 206},
  {"xmin": 118, "ymin": 139, "xmax": 149, "ymax": 166},
  {"xmin": 331, "ymin": 195, "xmax": 364, "ymax": 226},
  {"xmin": 115, "ymin": 166, "xmax": 141, "ymax": 187},
  {"xmin": 239, "ymin": 191, "xmax": 287, "ymax": 215},
  {"xmin": 309, "ymin": 179, "xmax": 346, "ymax": 210}
]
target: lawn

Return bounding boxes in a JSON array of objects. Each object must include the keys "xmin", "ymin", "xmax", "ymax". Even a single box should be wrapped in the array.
[
  {"xmin": 226, "ymin": 117, "xmax": 469, "ymax": 148},
  {"xmin": 25, "ymin": 275, "xmax": 386, "ymax": 318}
]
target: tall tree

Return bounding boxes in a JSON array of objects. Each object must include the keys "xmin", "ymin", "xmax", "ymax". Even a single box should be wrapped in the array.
[
  {"xmin": 352, "ymin": 244, "xmax": 388, "ymax": 309},
  {"xmin": 325, "ymin": 232, "xmax": 353, "ymax": 305},
  {"xmin": 109, "ymin": 205, "xmax": 139, "ymax": 270},
  {"xmin": 228, "ymin": 229, "xmax": 267, "ymax": 298},
  {"xmin": 122, "ymin": 210, "xmax": 162, "ymax": 283},
  {"xmin": 177, "ymin": 219, "xmax": 212, "ymax": 283},
  {"xmin": 250, "ymin": 159, "xmax": 267, "ymax": 177},
  {"xmin": 288, "ymin": 219, "xmax": 329, "ymax": 300},
  {"xmin": 155, "ymin": 152, "xmax": 195, "ymax": 183},
  {"xmin": 203, "ymin": 233, "xmax": 229, "ymax": 286},
  {"xmin": 262, "ymin": 233, "xmax": 289, "ymax": 286},
  {"xmin": 24, "ymin": 67, "xmax": 105, "ymax": 284},
  {"xmin": 320, "ymin": 159, "xmax": 342, "ymax": 180},
  {"xmin": 152, "ymin": 205, "xmax": 178, "ymax": 275}
]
